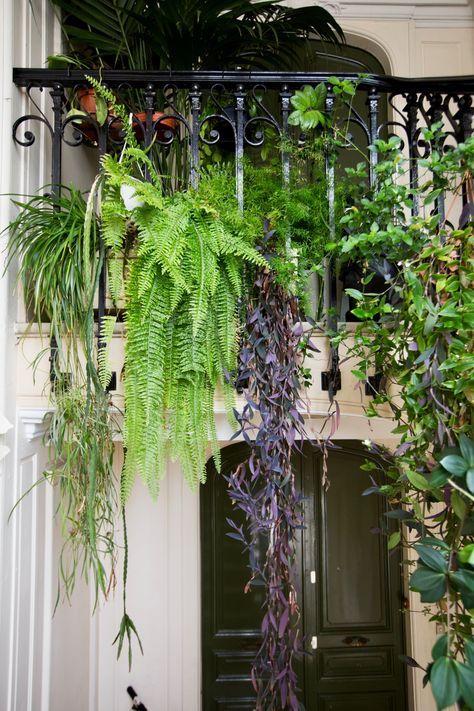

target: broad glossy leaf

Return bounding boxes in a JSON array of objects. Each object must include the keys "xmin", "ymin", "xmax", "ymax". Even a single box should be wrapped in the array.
[
  {"xmin": 429, "ymin": 466, "xmax": 449, "ymax": 487},
  {"xmin": 440, "ymin": 455, "xmax": 467, "ymax": 476},
  {"xmin": 388, "ymin": 531, "xmax": 401, "ymax": 550},
  {"xmin": 465, "ymin": 638, "xmax": 474, "ymax": 667},
  {"xmin": 430, "ymin": 657, "xmax": 460, "ymax": 711},
  {"xmin": 407, "ymin": 470, "xmax": 430, "ymax": 491},
  {"xmin": 457, "ymin": 663, "xmax": 474, "ymax": 710},
  {"xmin": 432, "ymin": 634, "xmax": 448, "ymax": 660},
  {"xmin": 459, "ymin": 434, "xmax": 474, "ymax": 467},
  {"xmin": 410, "ymin": 565, "xmax": 446, "ymax": 602},
  {"xmin": 450, "ymin": 569, "xmax": 474, "ymax": 608},
  {"xmin": 466, "ymin": 468, "xmax": 474, "ymax": 494},
  {"xmin": 413, "ymin": 544, "xmax": 448, "ymax": 573}
]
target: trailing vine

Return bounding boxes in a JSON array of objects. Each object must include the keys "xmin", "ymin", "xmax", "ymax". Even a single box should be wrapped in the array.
[
  {"xmin": 333, "ymin": 130, "xmax": 474, "ymax": 710},
  {"xmin": 227, "ymin": 231, "xmax": 318, "ymax": 710}
]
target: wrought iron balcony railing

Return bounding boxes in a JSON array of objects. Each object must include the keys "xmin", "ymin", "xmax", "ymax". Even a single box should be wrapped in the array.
[
  {"xmin": 12, "ymin": 69, "xmax": 474, "ymax": 196},
  {"xmin": 10, "ymin": 69, "xmax": 474, "ymax": 394}
]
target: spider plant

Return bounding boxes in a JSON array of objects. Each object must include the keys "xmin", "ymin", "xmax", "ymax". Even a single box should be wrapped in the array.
[
  {"xmin": 4, "ymin": 186, "xmax": 99, "ymax": 354},
  {"xmin": 4, "ymin": 184, "xmax": 120, "ymax": 607}
]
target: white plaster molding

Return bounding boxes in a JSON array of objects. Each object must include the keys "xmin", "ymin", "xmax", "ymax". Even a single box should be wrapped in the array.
[
  {"xmin": 314, "ymin": 0, "xmax": 473, "ymax": 24},
  {"xmin": 0, "ymin": 413, "xmax": 12, "ymax": 435},
  {"xmin": 18, "ymin": 408, "xmax": 51, "ymax": 442},
  {"xmin": 318, "ymin": 0, "xmax": 343, "ymax": 16}
]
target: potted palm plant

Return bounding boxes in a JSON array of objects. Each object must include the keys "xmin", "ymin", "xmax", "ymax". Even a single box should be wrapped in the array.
[{"xmin": 49, "ymin": 0, "xmax": 343, "ymax": 71}]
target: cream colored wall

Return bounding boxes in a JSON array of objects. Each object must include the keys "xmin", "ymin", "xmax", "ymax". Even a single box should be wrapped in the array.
[
  {"xmin": 289, "ymin": 0, "xmax": 474, "ymax": 76},
  {"xmin": 0, "ymin": 2, "xmax": 93, "ymax": 710}
]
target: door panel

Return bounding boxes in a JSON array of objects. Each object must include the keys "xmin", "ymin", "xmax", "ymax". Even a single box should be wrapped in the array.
[
  {"xmin": 318, "ymin": 692, "xmax": 398, "ymax": 711},
  {"xmin": 201, "ymin": 442, "xmax": 407, "ymax": 711},
  {"xmin": 321, "ymin": 451, "xmax": 386, "ymax": 628},
  {"xmin": 202, "ymin": 445, "xmax": 263, "ymax": 709}
]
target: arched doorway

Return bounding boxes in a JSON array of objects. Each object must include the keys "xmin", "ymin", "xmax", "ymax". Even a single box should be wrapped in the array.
[{"xmin": 201, "ymin": 442, "xmax": 407, "ymax": 710}]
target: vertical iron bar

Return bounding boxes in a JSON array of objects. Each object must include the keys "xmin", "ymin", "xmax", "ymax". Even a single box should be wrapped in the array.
[
  {"xmin": 49, "ymin": 83, "xmax": 65, "ymax": 386},
  {"xmin": 459, "ymin": 95, "xmax": 473, "ymax": 141},
  {"xmin": 280, "ymin": 84, "xmax": 291, "ymax": 188},
  {"xmin": 323, "ymin": 86, "xmax": 340, "ymax": 398},
  {"xmin": 367, "ymin": 88, "xmax": 380, "ymax": 188},
  {"xmin": 280, "ymin": 84, "xmax": 292, "ymax": 255},
  {"xmin": 458, "ymin": 95, "xmax": 474, "ymax": 212},
  {"xmin": 144, "ymin": 83, "xmax": 155, "ymax": 168},
  {"xmin": 189, "ymin": 84, "xmax": 201, "ymax": 190},
  {"xmin": 405, "ymin": 92, "xmax": 420, "ymax": 215},
  {"xmin": 429, "ymin": 93, "xmax": 446, "ymax": 228},
  {"xmin": 234, "ymin": 84, "xmax": 246, "ymax": 214}
]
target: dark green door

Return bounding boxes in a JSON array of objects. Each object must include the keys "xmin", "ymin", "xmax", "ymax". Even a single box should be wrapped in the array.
[{"xmin": 201, "ymin": 442, "xmax": 407, "ymax": 710}]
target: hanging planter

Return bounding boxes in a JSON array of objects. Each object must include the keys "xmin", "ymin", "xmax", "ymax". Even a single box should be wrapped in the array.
[{"xmin": 71, "ymin": 87, "xmax": 177, "ymax": 145}]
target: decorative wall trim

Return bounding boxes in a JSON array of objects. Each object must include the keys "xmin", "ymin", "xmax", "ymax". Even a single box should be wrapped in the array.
[
  {"xmin": 18, "ymin": 409, "xmax": 51, "ymax": 442},
  {"xmin": 317, "ymin": 0, "xmax": 474, "ymax": 25}
]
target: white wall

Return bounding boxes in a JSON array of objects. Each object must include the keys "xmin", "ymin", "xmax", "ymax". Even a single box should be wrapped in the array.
[{"xmin": 0, "ymin": 2, "xmax": 93, "ymax": 710}]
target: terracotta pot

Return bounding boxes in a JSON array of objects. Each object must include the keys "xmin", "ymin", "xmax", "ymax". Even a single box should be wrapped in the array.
[
  {"xmin": 133, "ymin": 111, "xmax": 178, "ymax": 142},
  {"xmin": 73, "ymin": 93, "xmax": 177, "ymax": 145},
  {"xmin": 77, "ymin": 87, "xmax": 98, "ymax": 115}
]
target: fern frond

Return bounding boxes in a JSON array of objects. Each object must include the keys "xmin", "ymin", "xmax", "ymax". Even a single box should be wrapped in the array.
[
  {"xmin": 108, "ymin": 256, "xmax": 124, "ymax": 305},
  {"xmin": 97, "ymin": 315, "xmax": 117, "ymax": 389},
  {"xmin": 101, "ymin": 201, "xmax": 127, "ymax": 251}
]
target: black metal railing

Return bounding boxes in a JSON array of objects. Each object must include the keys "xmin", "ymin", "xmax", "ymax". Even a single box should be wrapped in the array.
[{"xmin": 11, "ymin": 69, "xmax": 474, "ymax": 392}]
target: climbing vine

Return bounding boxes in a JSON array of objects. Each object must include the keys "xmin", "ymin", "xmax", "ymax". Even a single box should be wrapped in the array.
[{"xmin": 333, "ymin": 129, "xmax": 474, "ymax": 710}]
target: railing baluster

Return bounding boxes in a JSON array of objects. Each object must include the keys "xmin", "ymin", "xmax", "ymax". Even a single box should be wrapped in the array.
[
  {"xmin": 405, "ymin": 92, "xmax": 420, "ymax": 215},
  {"xmin": 49, "ymin": 83, "xmax": 65, "ymax": 387},
  {"xmin": 144, "ymin": 83, "xmax": 155, "ymax": 159},
  {"xmin": 458, "ymin": 95, "xmax": 474, "ymax": 214},
  {"xmin": 234, "ymin": 84, "xmax": 246, "ymax": 214},
  {"xmin": 189, "ymin": 84, "xmax": 201, "ymax": 190},
  {"xmin": 367, "ymin": 87, "xmax": 380, "ymax": 188},
  {"xmin": 280, "ymin": 84, "xmax": 291, "ymax": 189},
  {"xmin": 429, "ymin": 93, "xmax": 446, "ymax": 228},
  {"xmin": 322, "ymin": 86, "xmax": 340, "ymax": 398}
]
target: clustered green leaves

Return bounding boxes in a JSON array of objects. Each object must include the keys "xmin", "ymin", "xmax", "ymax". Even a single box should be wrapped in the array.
[{"xmin": 334, "ymin": 129, "xmax": 474, "ymax": 710}]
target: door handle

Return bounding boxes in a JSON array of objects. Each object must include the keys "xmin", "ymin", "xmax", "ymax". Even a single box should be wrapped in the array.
[{"xmin": 342, "ymin": 636, "xmax": 369, "ymax": 647}]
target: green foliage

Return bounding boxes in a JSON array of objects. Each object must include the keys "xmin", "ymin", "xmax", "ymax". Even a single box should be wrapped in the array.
[
  {"xmin": 333, "ymin": 131, "xmax": 474, "ymax": 709},
  {"xmin": 46, "ymin": 385, "xmax": 118, "ymax": 608},
  {"xmin": 288, "ymin": 83, "xmax": 328, "ymax": 130},
  {"xmin": 99, "ymin": 146, "xmax": 266, "ymax": 499},
  {"xmin": 4, "ymin": 186, "xmax": 97, "ymax": 345},
  {"xmin": 48, "ymin": 0, "xmax": 343, "ymax": 71},
  {"xmin": 3, "ymin": 182, "xmax": 121, "ymax": 625}
]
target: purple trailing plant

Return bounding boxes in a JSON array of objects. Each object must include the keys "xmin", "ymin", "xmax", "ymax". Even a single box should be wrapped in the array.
[{"xmin": 227, "ymin": 238, "xmax": 318, "ymax": 710}]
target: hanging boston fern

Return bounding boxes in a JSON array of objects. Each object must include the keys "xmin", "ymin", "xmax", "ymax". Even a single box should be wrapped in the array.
[
  {"xmin": 227, "ymin": 227, "xmax": 318, "ymax": 710},
  {"xmin": 96, "ymin": 144, "xmax": 266, "ymax": 499}
]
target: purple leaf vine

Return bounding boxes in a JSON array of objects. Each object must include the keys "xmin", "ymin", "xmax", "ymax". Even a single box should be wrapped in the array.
[{"xmin": 228, "ymin": 263, "xmax": 318, "ymax": 711}]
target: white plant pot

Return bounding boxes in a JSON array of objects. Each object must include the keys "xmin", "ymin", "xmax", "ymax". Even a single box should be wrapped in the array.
[{"xmin": 120, "ymin": 182, "xmax": 144, "ymax": 211}]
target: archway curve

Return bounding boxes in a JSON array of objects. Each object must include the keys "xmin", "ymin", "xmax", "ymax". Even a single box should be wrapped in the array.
[{"xmin": 341, "ymin": 28, "xmax": 395, "ymax": 75}]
